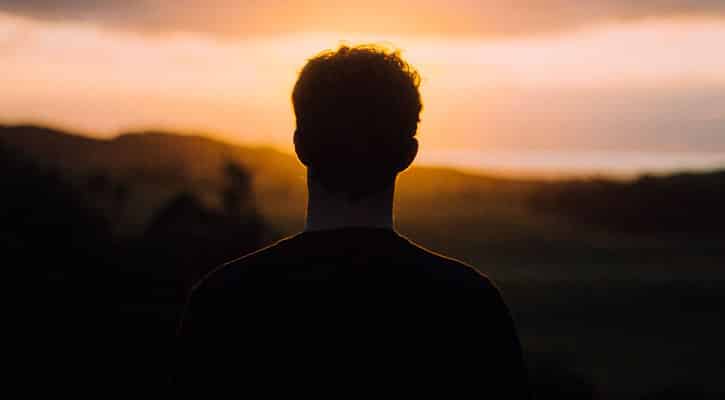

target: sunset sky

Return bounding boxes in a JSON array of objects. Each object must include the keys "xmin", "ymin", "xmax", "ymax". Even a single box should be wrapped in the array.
[{"xmin": 1, "ymin": 1, "xmax": 724, "ymax": 173}]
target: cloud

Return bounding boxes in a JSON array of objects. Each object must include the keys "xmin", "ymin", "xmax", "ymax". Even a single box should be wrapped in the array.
[{"xmin": 1, "ymin": 1, "xmax": 725, "ymax": 38}]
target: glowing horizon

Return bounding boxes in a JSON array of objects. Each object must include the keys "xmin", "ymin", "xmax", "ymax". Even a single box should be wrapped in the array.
[{"xmin": 1, "ymin": 8, "xmax": 724, "ymax": 173}]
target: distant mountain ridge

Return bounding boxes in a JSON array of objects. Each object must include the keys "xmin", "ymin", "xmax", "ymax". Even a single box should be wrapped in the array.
[
  {"xmin": 0, "ymin": 125, "xmax": 311, "ymax": 233},
  {"xmin": 0, "ymin": 125, "xmax": 513, "ymax": 235},
  {"xmin": 2, "ymin": 124, "xmax": 723, "ymax": 239},
  {"xmin": 0, "ymin": 124, "xmax": 301, "ymax": 182}
]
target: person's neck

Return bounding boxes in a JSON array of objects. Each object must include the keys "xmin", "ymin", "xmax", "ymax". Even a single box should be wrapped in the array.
[{"xmin": 304, "ymin": 175, "xmax": 395, "ymax": 232}]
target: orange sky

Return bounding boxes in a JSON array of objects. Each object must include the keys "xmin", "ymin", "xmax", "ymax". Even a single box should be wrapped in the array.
[{"xmin": 1, "ymin": 2, "xmax": 724, "ymax": 173}]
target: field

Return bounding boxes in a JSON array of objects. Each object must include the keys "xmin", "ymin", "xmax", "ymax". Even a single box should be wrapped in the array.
[{"xmin": 2, "ymin": 125, "xmax": 724, "ymax": 398}]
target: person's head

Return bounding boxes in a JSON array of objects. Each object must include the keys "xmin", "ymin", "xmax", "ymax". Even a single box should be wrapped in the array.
[{"xmin": 292, "ymin": 44, "xmax": 422, "ymax": 200}]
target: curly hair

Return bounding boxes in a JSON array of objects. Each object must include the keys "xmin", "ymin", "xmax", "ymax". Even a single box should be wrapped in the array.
[{"xmin": 292, "ymin": 44, "xmax": 422, "ymax": 198}]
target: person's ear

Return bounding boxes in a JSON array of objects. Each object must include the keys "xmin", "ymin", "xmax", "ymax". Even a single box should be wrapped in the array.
[
  {"xmin": 397, "ymin": 137, "xmax": 418, "ymax": 172},
  {"xmin": 294, "ymin": 127, "xmax": 310, "ymax": 166}
]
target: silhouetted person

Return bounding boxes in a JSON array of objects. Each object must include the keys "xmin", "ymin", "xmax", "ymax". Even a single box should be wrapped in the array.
[{"xmin": 176, "ymin": 45, "xmax": 529, "ymax": 398}]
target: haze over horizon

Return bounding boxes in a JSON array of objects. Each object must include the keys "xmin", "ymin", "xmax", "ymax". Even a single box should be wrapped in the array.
[{"xmin": 1, "ymin": 1, "xmax": 724, "ymax": 174}]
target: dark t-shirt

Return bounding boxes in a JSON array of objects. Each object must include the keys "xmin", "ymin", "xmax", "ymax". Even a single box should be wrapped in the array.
[{"xmin": 176, "ymin": 227, "xmax": 529, "ymax": 398}]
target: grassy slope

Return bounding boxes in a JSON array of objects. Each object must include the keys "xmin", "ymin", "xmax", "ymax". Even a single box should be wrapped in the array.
[
  {"xmin": 2, "ymin": 124, "xmax": 721, "ymax": 282},
  {"xmin": 3, "ymin": 125, "xmax": 724, "ymax": 397}
]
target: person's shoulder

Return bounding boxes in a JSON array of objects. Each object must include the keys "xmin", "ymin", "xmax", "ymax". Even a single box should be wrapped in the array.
[
  {"xmin": 396, "ymin": 233, "xmax": 498, "ymax": 291},
  {"xmin": 190, "ymin": 233, "xmax": 302, "ymax": 293}
]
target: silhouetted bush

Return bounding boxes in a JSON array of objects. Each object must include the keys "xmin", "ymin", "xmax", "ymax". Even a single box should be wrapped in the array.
[{"xmin": 0, "ymin": 143, "xmax": 268, "ymax": 391}]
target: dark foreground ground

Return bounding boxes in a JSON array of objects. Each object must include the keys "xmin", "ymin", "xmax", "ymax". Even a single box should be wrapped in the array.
[{"xmin": 3, "ymin": 125, "xmax": 724, "ymax": 398}]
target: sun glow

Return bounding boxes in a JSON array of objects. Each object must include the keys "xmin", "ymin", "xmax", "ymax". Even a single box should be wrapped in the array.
[{"xmin": 1, "ymin": 12, "xmax": 725, "ymax": 171}]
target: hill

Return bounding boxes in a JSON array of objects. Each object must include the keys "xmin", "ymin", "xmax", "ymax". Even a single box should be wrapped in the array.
[
  {"xmin": 2, "ymin": 124, "xmax": 725, "ymax": 397},
  {"xmin": 2, "ymin": 124, "xmax": 723, "ymax": 257},
  {"xmin": 0, "ymin": 124, "xmax": 540, "ymax": 236},
  {"xmin": 0, "ymin": 125, "xmax": 304, "ymax": 233}
]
